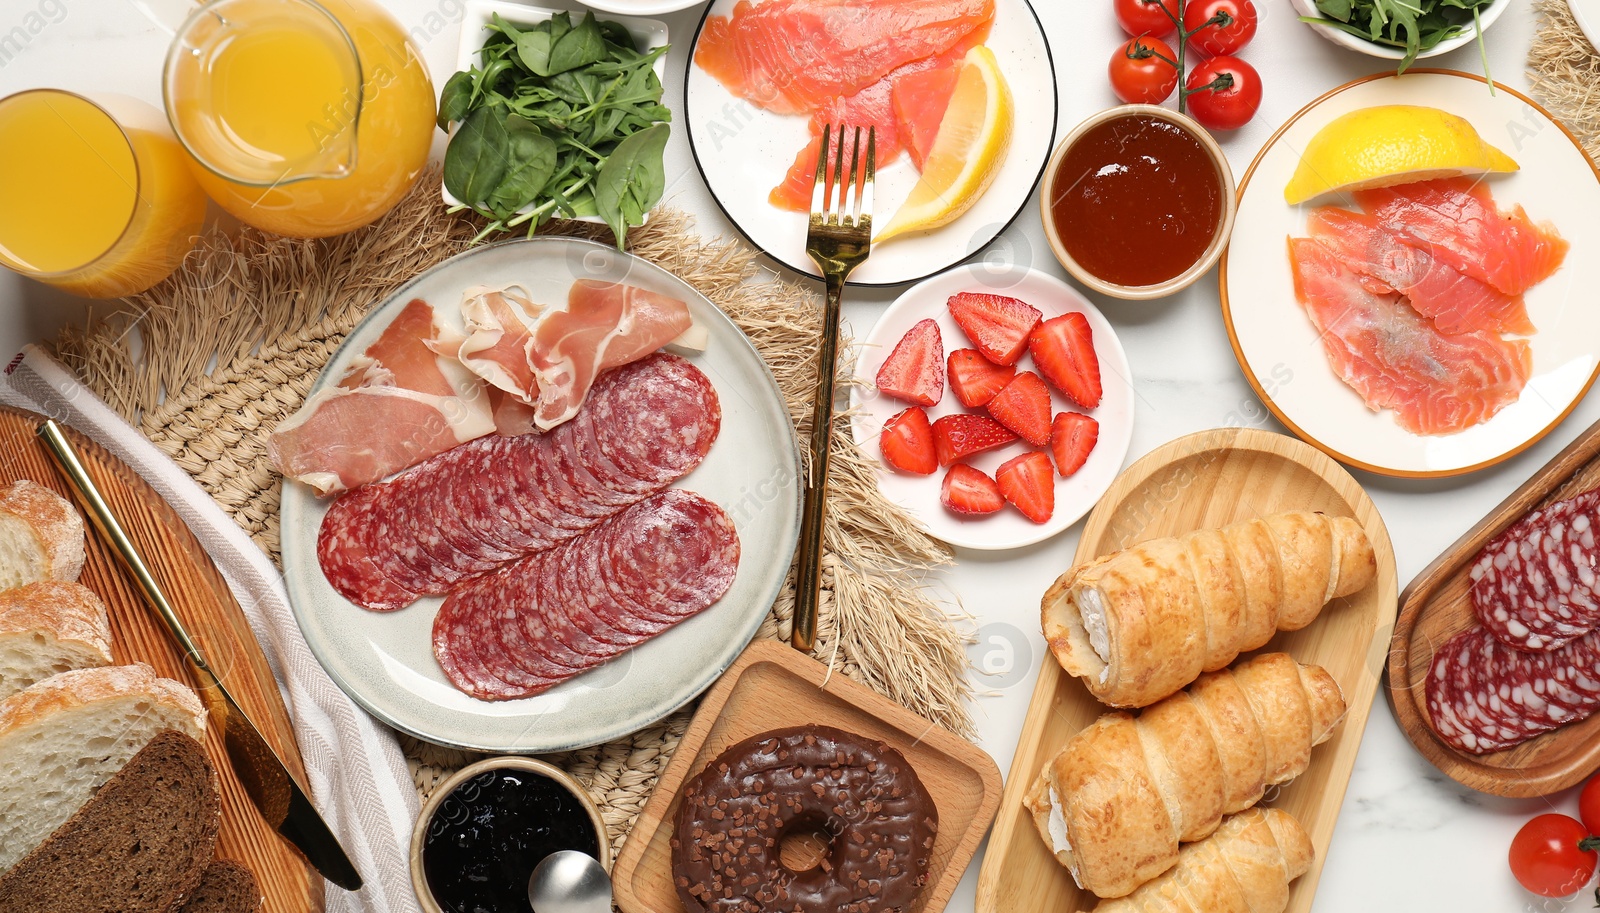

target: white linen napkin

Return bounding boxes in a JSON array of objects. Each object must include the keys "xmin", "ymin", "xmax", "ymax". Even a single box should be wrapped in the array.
[{"xmin": 1, "ymin": 344, "xmax": 422, "ymax": 913}]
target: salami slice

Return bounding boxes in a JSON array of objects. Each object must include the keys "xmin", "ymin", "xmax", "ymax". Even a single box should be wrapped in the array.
[
  {"xmin": 1426, "ymin": 625, "xmax": 1600, "ymax": 754},
  {"xmin": 316, "ymin": 354, "xmax": 724, "ymax": 611},
  {"xmin": 432, "ymin": 490, "xmax": 740, "ymax": 700},
  {"xmin": 1471, "ymin": 488, "xmax": 1600, "ymax": 652},
  {"xmin": 432, "ymin": 585, "xmax": 529, "ymax": 701},
  {"xmin": 316, "ymin": 485, "xmax": 424, "ymax": 611},
  {"xmin": 583, "ymin": 355, "xmax": 720, "ymax": 486}
]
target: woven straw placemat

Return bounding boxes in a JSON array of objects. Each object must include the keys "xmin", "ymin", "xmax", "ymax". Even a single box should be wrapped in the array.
[
  {"xmin": 1531, "ymin": 0, "xmax": 1600, "ymax": 158},
  {"xmin": 53, "ymin": 171, "xmax": 973, "ymax": 857}
]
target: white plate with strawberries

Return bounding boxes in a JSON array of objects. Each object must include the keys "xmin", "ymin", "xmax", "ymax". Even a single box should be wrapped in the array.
[{"xmin": 851, "ymin": 263, "xmax": 1135, "ymax": 550}]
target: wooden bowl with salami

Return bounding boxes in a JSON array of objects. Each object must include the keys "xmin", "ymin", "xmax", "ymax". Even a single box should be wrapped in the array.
[{"xmin": 1389, "ymin": 415, "xmax": 1600, "ymax": 797}]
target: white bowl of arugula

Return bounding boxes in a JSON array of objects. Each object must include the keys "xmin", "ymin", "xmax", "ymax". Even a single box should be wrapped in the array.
[
  {"xmin": 1291, "ymin": 0, "xmax": 1511, "ymax": 73},
  {"xmin": 438, "ymin": 0, "xmax": 670, "ymax": 248}
]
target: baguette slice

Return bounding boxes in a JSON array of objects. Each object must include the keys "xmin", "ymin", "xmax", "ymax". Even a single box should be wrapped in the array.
[
  {"xmin": 178, "ymin": 861, "xmax": 263, "ymax": 913},
  {"xmin": 0, "ymin": 729, "xmax": 221, "ymax": 913},
  {"xmin": 0, "ymin": 663, "xmax": 207, "ymax": 873},
  {"xmin": 0, "ymin": 479, "xmax": 85, "ymax": 589},
  {"xmin": 0, "ymin": 581, "xmax": 113, "ymax": 701}
]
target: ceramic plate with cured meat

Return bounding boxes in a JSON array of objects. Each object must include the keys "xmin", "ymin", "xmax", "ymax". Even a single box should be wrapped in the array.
[
  {"xmin": 1223, "ymin": 70, "xmax": 1600, "ymax": 478},
  {"xmin": 279, "ymin": 238, "xmax": 801, "ymax": 752}
]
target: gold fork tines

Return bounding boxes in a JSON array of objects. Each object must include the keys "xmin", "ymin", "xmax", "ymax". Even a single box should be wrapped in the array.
[{"xmin": 793, "ymin": 125, "xmax": 875, "ymax": 652}]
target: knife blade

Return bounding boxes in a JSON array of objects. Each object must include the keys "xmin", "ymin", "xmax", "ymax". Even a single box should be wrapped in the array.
[{"xmin": 37, "ymin": 419, "xmax": 363, "ymax": 892}]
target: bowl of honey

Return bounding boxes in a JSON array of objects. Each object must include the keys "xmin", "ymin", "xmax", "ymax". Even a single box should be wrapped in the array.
[{"xmin": 1040, "ymin": 105, "xmax": 1236, "ymax": 301}]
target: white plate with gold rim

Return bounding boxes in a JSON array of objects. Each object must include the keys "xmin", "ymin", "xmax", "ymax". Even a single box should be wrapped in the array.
[{"xmin": 1221, "ymin": 70, "xmax": 1600, "ymax": 479}]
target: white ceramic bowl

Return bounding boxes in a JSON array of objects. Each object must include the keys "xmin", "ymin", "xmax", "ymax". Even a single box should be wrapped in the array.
[
  {"xmin": 442, "ymin": 0, "xmax": 669, "ymax": 223},
  {"xmin": 1290, "ymin": 0, "xmax": 1512, "ymax": 61}
]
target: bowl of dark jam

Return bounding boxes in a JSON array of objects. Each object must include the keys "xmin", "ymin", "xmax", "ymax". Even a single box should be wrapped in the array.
[
  {"xmin": 410, "ymin": 757, "xmax": 609, "ymax": 913},
  {"xmin": 1041, "ymin": 104, "xmax": 1236, "ymax": 301}
]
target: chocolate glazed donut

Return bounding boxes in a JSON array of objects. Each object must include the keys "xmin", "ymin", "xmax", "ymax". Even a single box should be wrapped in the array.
[{"xmin": 670, "ymin": 725, "xmax": 939, "ymax": 913}]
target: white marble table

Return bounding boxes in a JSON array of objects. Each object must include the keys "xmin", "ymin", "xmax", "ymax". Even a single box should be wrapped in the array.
[{"xmin": 0, "ymin": 2, "xmax": 1587, "ymax": 910}]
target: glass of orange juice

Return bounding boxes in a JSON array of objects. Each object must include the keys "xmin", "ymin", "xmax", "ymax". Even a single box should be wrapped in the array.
[
  {"xmin": 163, "ymin": 0, "xmax": 435, "ymax": 238},
  {"xmin": 0, "ymin": 90, "xmax": 207, "ymax": 299}
]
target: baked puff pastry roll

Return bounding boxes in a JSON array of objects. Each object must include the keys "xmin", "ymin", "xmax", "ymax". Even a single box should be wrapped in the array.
[
  {"xmin": 1024, "ymin": 653, "xmax": 1345, "ymax": 898},
  {"xmin": 1084, "ymin": 808, "xmax": 1313, "ymax": 913},
  {"xmin": 1041, "ymin": 510, "xmax": 1374, "ymax": 708}
]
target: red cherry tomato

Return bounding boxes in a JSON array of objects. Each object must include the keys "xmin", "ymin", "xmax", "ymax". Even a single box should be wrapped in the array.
[
  {"xmin": 1184, "ymin": 55, "xmax": 1262, "ymax": 131},
  {"xmin": 1581, "ymin": 776, "xmax": 1600, "ymax": 837},
  {"xmin": 1509, "ymin": 814, "xmax": 1598, "ymax": 898},
  {"xmin": 1114, "ymin": 0, "xmax": 1180, "ymax": 38},
  {"xmin": 1183, "ymin": 0, "xmax": 1258, "ymax": 56},
  {"xmin": 1108, "ymin": 37, "xmax": 1179, "ymax": 105}
]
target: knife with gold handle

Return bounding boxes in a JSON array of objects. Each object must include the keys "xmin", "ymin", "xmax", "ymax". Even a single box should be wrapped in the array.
[{"xmin": 37, "ymin": 419, "xmax": 363, "ymax": 892}]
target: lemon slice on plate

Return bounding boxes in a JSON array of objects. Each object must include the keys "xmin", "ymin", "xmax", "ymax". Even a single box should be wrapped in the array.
[
  {"xmin": 877, "ymin": 46, "xmax": 1014, "ymax": 242},
  {"xmin": 1284, "ymin": 105, "xmax": 1519, "ymax": 205}
]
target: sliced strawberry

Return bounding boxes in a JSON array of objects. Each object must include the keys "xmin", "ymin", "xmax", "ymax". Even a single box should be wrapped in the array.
[
  {"xmin": 986, "ymin": 371, "xmax": 1052, "ymax": 447},
  {"xmin": 941, "ymin": 464, "xmax": 1004, "ymax": 515},
  {"xmin": 1029, "ymin": 313, "xmax": 1102, "ymax": 409},
  {"xmin": 880, "ymin": 407, "xmax": 937, "ymax": 475},
  {"xmin": 931, "ymin": 414, "xmax": 1017, "ymax": 467},
  {"xmin": 947, "ymin": 293, "xmax": 1042, "ymax": 366},
  {"xmin": 875, "ymin": 318, "xmax": 944, "ymax": 406},
  {"xmin": 996, "ymin": 451, "xmax": 1055, "ymax": 524},
  {"xmin": 947, "ymin": 348, "xmax": 1015, "ymax": 408},
  {"xmin": 1050, "ymin": 412, "xmax": 1099, "ymax": 478}
]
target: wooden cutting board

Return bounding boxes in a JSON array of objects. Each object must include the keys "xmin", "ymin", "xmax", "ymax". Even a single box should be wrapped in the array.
[
  {"xmin": 0, "ymin": 406, "xmax": 323, "ymax": 913},
  {"xmin": 1389, "ymin": 415, "xmax": 1600, "ymax": 797},
  {"xmin": 612, "ymin": 639, "xmax": 1002, "ymax": 913},
  {"xmin": 975, "ymin": 427, "xmax": 1398, "ymax": 913}
]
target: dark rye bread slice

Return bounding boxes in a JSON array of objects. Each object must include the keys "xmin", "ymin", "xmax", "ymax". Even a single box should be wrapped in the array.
[
  {"xmin": 0, "ymin": 729, "xmax": 221, "ymax": 913},
  {"xmin": 178, "ymin": 861, "xmax": 263, "ymax": 913}
]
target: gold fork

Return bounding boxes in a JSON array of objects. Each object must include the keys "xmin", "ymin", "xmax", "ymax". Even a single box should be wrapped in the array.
[{"xmin": 793, "ymin": 124, "xmax": 874, "ymax": 652}]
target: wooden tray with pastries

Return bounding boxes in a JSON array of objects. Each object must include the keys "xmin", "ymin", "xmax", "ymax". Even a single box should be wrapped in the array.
[
  {"xmin": 1389, "ymin": 414, "xmax": 1600, "ymax": 797},
  {"xmin": 612, "ymin": 638, "xmax": 1003, "ymax": 913},
  {"xmin": 0, "ymin": 406, "xmax": 321, "ymax": 912},
  {"xmin": 976, "ymin": 427, "xmax": 1398, "ymax": 913}
]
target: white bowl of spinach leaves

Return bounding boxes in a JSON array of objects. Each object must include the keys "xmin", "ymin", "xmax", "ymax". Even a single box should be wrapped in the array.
[
  {"xmin": 1291, "ymin": 0, "xmax": 1511, "ymax": 73},
  {"xmin": 439, "ymin": 0, "xmax": 670, "ymax": 248}
]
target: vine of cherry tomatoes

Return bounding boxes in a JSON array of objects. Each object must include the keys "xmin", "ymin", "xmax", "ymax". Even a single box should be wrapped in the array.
[
  {"xmin": 1508, "ymin": 776, "xmax": 1600, "ymax": 898},
  {"xmin": 1108, "ymin": 0, "xmax": 1262, "ymax": 131}
]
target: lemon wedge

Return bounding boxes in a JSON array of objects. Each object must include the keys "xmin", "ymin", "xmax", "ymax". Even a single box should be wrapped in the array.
[
  {"xmin": 877, "ymin": 46, "xmax": 1014, "ymax": 242},
  {"xmin": 1284, "ymin": 105, "xmax": 1519, "ymax": 205}
]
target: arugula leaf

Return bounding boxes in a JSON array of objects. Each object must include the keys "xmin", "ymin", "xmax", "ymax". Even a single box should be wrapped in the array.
[
  {"xmin": 1301, "ymin": 0, "xmax": 1493, "ymax": 73},
  {"xmin": 595, "ymin": 123, "xmax": 669, "ymax": 248},
  {"xmin": 444, "ymin": 107, "xmax": 510, "ymax": 206}
]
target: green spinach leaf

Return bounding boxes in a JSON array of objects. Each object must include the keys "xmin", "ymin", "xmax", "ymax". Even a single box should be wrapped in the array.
[
  {"xmin": 595, "ymin": 123, "xmax": 669, "ymax": 247},
  {"xmin": 443, "ymin": 106, "xmax": 510, "ymax": 206}
]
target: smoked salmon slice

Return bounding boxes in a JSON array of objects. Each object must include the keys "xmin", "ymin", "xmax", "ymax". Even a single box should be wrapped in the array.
[
  {"xmin": 1289, "ymin": 238, "xmax": 1531, "ymax": 436},
  {"xmin": 1354, "ymin": 178, "xmax": 1568, "ymax": 297},
  {"xmin": 767, "ymin": 52, "xmax": 964, "ymax": 211},
  {"xmin": 696, "ymin": 0, "xmax": 995, "ymax": 116},
  {"xmin": 1305, "ymin": 207, "xmax": 1534, "ymax": 337},
  {"xmin": 894, "ymin": 63, "xmax": 961, "ymax": 170}
]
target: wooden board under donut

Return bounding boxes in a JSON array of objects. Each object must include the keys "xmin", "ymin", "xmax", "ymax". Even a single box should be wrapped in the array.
[{"xmin": 612, "ymin": 639, "xmax": 1002, "ymax": 913}]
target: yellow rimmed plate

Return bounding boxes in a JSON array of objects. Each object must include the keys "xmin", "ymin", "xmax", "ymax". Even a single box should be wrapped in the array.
[{"xmin": 1221, "ymin": 69, "xmax": 1600, "ymax": 478}]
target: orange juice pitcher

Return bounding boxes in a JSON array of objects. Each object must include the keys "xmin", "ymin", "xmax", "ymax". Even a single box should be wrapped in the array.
[{"xmin": 163, "ymin": 0, "xmax": 435, "ymax": 238}]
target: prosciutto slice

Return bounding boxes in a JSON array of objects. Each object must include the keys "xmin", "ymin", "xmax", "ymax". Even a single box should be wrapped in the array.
[
  {"xmin": 268, "ymin": 298, "xmax": 494, "ymax": 495},
  {"xmin": 441, "ymin": 280, "xmax": 696, "ymax": 432}
]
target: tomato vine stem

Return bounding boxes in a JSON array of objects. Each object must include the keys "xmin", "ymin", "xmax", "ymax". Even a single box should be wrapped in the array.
[{"xmin": 1139, "ymin": 0, "xmax": 1233, "ymax": 114}]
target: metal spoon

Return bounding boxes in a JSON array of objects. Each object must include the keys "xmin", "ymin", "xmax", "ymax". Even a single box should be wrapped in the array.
[{"xmin": 527, "ymin": 851, "xmax": 611, "ymax": 913}]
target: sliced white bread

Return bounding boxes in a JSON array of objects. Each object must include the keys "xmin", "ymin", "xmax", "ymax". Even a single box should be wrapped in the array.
[
  {"xmin": 0, "ymin": 581, "xmax": 114, "ymax": 702},
  {"xmin": 0, "ymin": 480, "xmax": 85, "ymax": 589},
  {"xmin": 0, "ymin": 663, "xmax": 207, "ymax": 874}
]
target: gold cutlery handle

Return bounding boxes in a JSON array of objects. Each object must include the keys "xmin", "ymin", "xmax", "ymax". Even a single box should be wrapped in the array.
[
  {"xmin": 793, "ymin": 273, "xmax": 846, "ymax": 651},
  {"xmin": 36, "ymin": 420, "xmax": 210, "ymax": 670}
]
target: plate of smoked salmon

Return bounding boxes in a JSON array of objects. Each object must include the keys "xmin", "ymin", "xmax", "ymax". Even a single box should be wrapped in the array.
[
  {"xmin": 685, "ymin": 0, "xmax": 1057, "ymax": 287},
  {"xmin": 1222, "ymin": 70, "xmax": 1600, "ymax": 478},
  {"xmin": 276, "ymin": 237, "xmax": 803, "ymax": 752}
]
